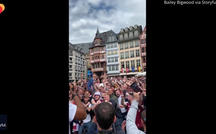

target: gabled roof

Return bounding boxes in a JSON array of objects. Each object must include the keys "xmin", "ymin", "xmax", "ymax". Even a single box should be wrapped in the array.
[
  {"xmin": 69, "ymin": 42, "xmax": 92, "ymax": 54},
  {"xmin": 93, "ymin": 29, "xmax": 117, "ymax": 45}
]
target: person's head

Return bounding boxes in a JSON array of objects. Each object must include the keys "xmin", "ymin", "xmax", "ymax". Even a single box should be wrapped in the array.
[
  {"xmin": 107, "ymin": 88, "xmax": 113, "ymax": 96},
  {"xmin": 84, "ymin": 90, "xmax": 91, "ymax": 98},
  {"xmin": 83, "ymin": 96, "xmax": 90, "ymax": 104},
  {"xmin": 97, "ymin": 79, "xmax": 100, "ymax": 83},
  {"xmin": 77, "ymin": 89, "xmax": 84, "ymax": 100},
  {"xmin": 102, "ymin": 92, "xmax": 110, "ymax": 102},
  {"xmin": 94, "ymin": 91, "xmax": 101, "ymax": 101},
  {"xmin": 94, "ymin": 102, "xmax": 116, "ymax": 130},
  {"xmin": 115, "ymin": 89, "xmax": 121, "ymax": 97}
]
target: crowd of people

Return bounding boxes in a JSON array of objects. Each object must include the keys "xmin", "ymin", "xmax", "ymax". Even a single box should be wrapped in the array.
[{"xmin": 69, "ymin": 73, "xmax": 146, "ymax": 134}]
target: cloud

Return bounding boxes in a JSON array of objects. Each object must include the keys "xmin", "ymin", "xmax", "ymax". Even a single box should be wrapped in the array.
[{"xmin": 69, "ymin": 0, "xmax": 146, "ymax": 44}]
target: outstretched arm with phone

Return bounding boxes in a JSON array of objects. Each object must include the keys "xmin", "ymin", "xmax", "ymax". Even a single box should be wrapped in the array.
[{"xmin": 126, "ymin": 92, "xmax": 145, "ymax": 134}]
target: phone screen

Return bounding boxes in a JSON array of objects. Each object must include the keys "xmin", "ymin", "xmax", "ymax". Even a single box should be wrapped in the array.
[{"xmin": 130, "ymin": 82, "xmax": 142, "ymax": 92}]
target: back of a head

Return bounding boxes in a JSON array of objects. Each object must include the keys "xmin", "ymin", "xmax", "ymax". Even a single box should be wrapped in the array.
[{"xmin": 95, "ymin": 102, "xmax": 115, "ymax": 130}]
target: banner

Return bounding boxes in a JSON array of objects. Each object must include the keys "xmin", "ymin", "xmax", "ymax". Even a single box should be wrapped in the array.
[
  {"xmin": 126, "ymin": 68, "xmax": 129, "ymax": 73},
  {"xmin": 132, "ymin": 66, "xmax": 135, "ymax": 72},
  {"xmin": 138, "ymin": 66, "xmax": 141, "ymax": 72},
  {"xmin": 121, "ymin": 68, "xmax": 124, "ymax": 73}
]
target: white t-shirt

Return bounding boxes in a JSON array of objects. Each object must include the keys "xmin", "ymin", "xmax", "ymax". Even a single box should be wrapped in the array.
[
  {"xmin": 118, "ymin": 96, "xmax": 127, "ymax": 113},
  {"xmin": 69, "ymin": 102, "xmax": 77, "ymax": 134},
  {"xmin": 69, "ymin": 103, "xmax": 77, "ymax": 122},
  {"xmin": 83, "ymin": 104, "xmax": 92, "ymax": 123}
]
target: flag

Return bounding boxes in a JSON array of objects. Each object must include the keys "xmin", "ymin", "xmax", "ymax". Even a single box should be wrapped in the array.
[
  {"xmin": 87, "ymin": 77, "xmax": 93, "ymax": 91},
  {"xmin": 132, "ymin": 66, "xmax": 135, "ymax": 72},
  {"xmin": 121, "ymin": 68, "xmax": 124, "ymax": 73},
  {"xmin": 138, "ymin": 66, "xmax": 141, "ymax": 72},
  {"xmin": 126, "ymin": 68, "xmax": 129, "ymax": 73}
]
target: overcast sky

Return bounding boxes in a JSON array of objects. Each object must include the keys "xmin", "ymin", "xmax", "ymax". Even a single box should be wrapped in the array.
[{"xmin": 69, "ymin": 0, "xmax": 146, "ymax": 44}]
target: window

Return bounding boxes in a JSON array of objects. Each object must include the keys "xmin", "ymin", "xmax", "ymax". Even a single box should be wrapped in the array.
[
  {"xmin": 120, "ymin": 52, "xmax": 124, "ymax": 59},
  {"xmin": 130, "ymin": 42, "xmax": 134, "ymax": 48},
  {"xmin": 134, "ymin": 30, "xmax": 139, "ymax": 37},
  {"xmin": 136, "ymin": 59, "xmax": 141, "ymax": 68},
  {"xmin": 108, "ymin": 51, "xmax": 111, "ymax": 55},
  {"xmin": 129, "ymin": 32, "xmax": 133, "ymax": 38},
  {"xmin": 131, "ymin": 60, "xmax": 135, "ymax": 68},
  {"xmin": 107, "ymin": 44, "xmax": 110, "ymax": 49},
  {"xmin": 124, "ymin": 33, "xmax": 128, "ymax": 40},
  {"xmin": 108, "ymin": 37, "xmax": 112, "ymax": 42},
  {"xmin": 69, "ymin": 50, "xmax": 73, "ymax": 56},
  {"xmin": 136, "ymin": 60, "xmax": 140, "ymax": 68},
  {"xmin": 143, "ymin": 56, "xmax": 146, "ymax": 63},
  {"xmin": 112, "ymin": 65, "xmax": 115, "ymax": 71},
  {"xmin": 120, "ymin": 44, "xmax": 124, "ymax": 50},
  {"xmin": 126, "ymin": 61, "xmax": 130, "ymax": 69},
  {"xmin": 113, "ymin": 43, "xmax": 117, "ymax": 48},
  {"xmin": 144, "ymin": 67, "xmax": 146, "ymax": 72},
  {"xmin": 141, "ymin": 39, "xmax": 146, "ymax": 44},
  {"xmin": 135, "ymin": 40, "xmax": 139, "ymax": 47},
  {"xmin": 113, "ymin": 50, "xmax": 117, "ymax": 55},
  {"xmin": 109, "ymin": 66, "xmax": 111, "ymax": 71},
  {"xmin": 69, "ymin": 65, "xmax": 72, "ymax": 68},
  {"xmin": 115, "ymin": 57, "xmax": 118, "ymax": 62},
  {"xmin": 125, "ymin": 51, "xmax": 129, "ymax": 58},
  {"xmin": 110, "ymin": 44, "xmax": 113, "ymax": 48},
  {"xmin": 120, "ymin": 34, "xmax": 123, "ymax": 41},
  {"xmin": 111, "ymin": 57, "xmax": 114, "ymax": 62},
  {"xmin": 136, "ymin": 49, "xmax": 140, "ymax": 57},
  {"xmin": 116, "ymin": 65, "xmax": 119, "ymax": 71},
  {"xmin": 121, "ymin": 62, "xmax": 125, "ymax": 68},
  {"xmin": 130, "ymin": 50, "xmax": 134, "ymax": 58},
  {"xmin": 142, "ymin": 47, "xmax": 145, "ymax": 53},
  {"xmin": 108, "ymin": 58, "xmax": 110, "ymax": 63},
  {"xmin": 125, "ymin": 43, "xmax": 128, "ymax": 49},
  {"xmin": 69, "ymin": 57, "xmax": 72, "ymax": 61}
]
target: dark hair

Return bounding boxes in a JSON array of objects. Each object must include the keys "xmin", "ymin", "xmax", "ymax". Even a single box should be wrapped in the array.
[{"xmin": 94, "ymin": 102, "xmax": 115, "ymax": 130}]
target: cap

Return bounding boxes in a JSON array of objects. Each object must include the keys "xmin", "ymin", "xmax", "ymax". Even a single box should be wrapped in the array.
[{"xmin": 94, "ymin": 91, "xmax": 101, "ymax": 96}]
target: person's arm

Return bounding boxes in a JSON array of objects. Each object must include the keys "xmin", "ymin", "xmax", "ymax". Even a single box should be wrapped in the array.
[
  {"xmin": 126, "ymin": 93, "xmax": 145, "ymax": 134},
  {"xmin": 73, "ymin": 95, "xmax": 87, "ymax": 120}
]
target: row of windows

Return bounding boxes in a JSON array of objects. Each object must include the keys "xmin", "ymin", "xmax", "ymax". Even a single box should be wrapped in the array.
[
  {"xmin": 119, "ymin": 30, "xmax": 139, "ymax": 41},
  {"xmin": 108, "ymin": 57, "xmax": 118, "ymax": 63},
  {"xmin": 69, "ymin": 65, "xmax": 86, "ymax": 70},
  {"xmin": 108, "ymin": 65, "xmax": 119, "ymax": 71},
  {"xmin": 120, "ymin": 49, "xmax": 140, "ymax": 59},
  {"xmin": 69, "ymin": 57, "xmax": 85, "ymax": 62},
  {"xmin": 108, "ymin": 36, "xmax": 116, "ymax": 42},
  {"xmin": 121, "ymin": 60, "xmax": 141, "ymax": 69},
  {"xmin": 107, "ymin": 50, "xmax": 118, "ymax": 55},
  {"xmin": 91, "ymin": 47, "xmax": 104, "ymax": 52},
  {"xmin": 120, "ymin": 40, "xmax": 139, "ymax": 50},
  {"xmin": 92, "ymin": 55, "xmax": 105, "ymax": 60},
  {"xmin": 92, "ymin": 63, "xmax": 105, "ymax": 69},
  {"xmin": 106, "ymin": 43, "xmax": 118, "ymax": 49},
  {"xmin": 69, "ymin": 72, "xmax": 85, "ymax": 77}
]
